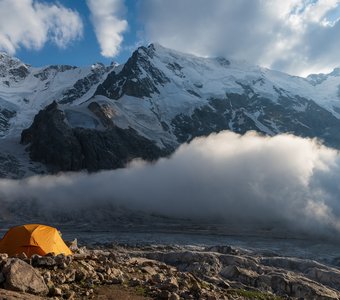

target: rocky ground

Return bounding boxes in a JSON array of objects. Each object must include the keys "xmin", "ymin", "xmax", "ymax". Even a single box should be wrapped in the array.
[{"xmin": 1, "ymin": 242, "xmax": 340, "ymax": 299}]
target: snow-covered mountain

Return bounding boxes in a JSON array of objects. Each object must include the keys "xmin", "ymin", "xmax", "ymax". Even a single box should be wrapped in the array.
[{"xmin": 2, "ymin": 44, "xmax": 340, "ymax": 177}]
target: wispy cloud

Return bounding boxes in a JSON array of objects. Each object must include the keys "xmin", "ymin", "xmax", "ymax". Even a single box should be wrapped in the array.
[
  {"xmin": 0, "ymin": 0, "xmax": 83, "ymax": 54},
  {"xmin": 86, "ymin": 0, "xmax": 128, "ymax": 57},
  {"xmin": 139, "ymin": 0, "xmax": 340, "ymax": 76}
]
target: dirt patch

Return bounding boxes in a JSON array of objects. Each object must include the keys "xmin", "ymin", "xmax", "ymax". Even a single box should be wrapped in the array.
[{"xmin": 94, "ymin": 285, "xmax": 152, "ymax": 300}]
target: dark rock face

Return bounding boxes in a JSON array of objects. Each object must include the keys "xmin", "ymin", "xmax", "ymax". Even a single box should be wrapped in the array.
[
  {"xmin": 0, "ymin": 107, "xmax": 16, "ymax": 136},
  {"xmin": 8, "ymin": 65, "xmax": 29, "ymax": 80},
  {"xmin": 59, "ymin": 64, "xmax": 112, "ymax": 104},
  {"xmin": 0, "ymin": 153, "xmax": 24, "ymax": 178},
  {"xmin": 95, "ymin": 45, "xmax": 170, "ymax": 100},
  {"xmin": 172, "ymin": 90, "xmax": 340, "ymax": 149},
  {"xmin": 33, "ymin": 65, "xmax": 76, "ymax": 81},
  {"xmin": 21, "ymin": 101, "xmax": 83, "ymax": 171},
  {"xmin": 20, "ymin": 102, "xmax": 166, "ymax": 172},
  {"xmin": 0, "ymin": 53, "xmax": 30, "ymax": 83},
  {"xmin": 87, "ymin": 102, "xmax": 114, "ymax": 128},
  {"xmin": 72, "ymin": 126, "xmax": 165, "ymax": 172}
]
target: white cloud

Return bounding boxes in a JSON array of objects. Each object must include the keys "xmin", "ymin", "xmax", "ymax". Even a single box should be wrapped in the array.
[
  {"xmin": 0, "ymin": 0, "xmax": 83, "ymax": 55},
  {"xmin": 2, "ymin": 131, "xmax": 340, "ymax": 239},
  {"xmin": 138, "ymin": 0, "xmax": 340, "ymax": 76},
  {"xmin": 86, "ymin": 0, "xmax": 128, "ymax": 57}
]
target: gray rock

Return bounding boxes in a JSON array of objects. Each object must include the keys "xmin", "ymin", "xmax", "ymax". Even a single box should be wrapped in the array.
[
  {"xmin": 169, "ymin": 293, "xmax": 180, "ymax": 300},
  {"xmin": 172, "ymin": 92, "xmax": 340, "ymax": 150},
  {"xmin": 95, "ymin": 45, "xmax": 170, "ymax": 100},
  {"xmin": 75, "ymin": 267, "xmax": 88, "ymax": 282},
  {"xmin": 50, "ymin": 286, "xmax": 62, "ymax": 297},
  {"xmin": 64, "ymin": 290, "xmax": 76, "ymax": 299},
  {"xmin": 64, "ymin": 269, "xmax": 76, "ymax": 283},
  {"xmin": 20, "ymin": 102, "xmax": 84, "ymax": 171},
  {"xmin": 0, "ymin": 273, "xmax": 5, "ymax": 284},
  {"xmin": 59, "ymin": 64, "xmax": 110, "ymax": 105},
  {"xmin": 31, "ymin": 255, "xmax": 56, "ymax": 268},
  {"xmin": 55, "ymin": 254, "xmax": 72, "ymax": 269},
  {"xmin": 220, "ymin": 265, "xmax": 258, "ymax": 286},
  {"xmin": 158, "ymin": 290, "xmax": 172, "ymax": 300},
  {"xmin": 260, "ymin": 256, "xmax": 326, "ymax": 273},
  {"xmin": 219, "ymin": 254, "xmax": 260, "ymax": 271},
  {"xmin": 305, "ymin": 267, "xmax": 340, "ymax": 290},
  {"xmin": 0, "ymin": 288, "xmax": 44, "ymax": 299},
  {"xmin": 145, "ymin": 251, "xmax": 221, "ymax": 277},
  {"xmin": 0, "ymin": 153, "xmax": 24, "ymax": 179},
  {"xmin": 97, "ymin": 272, "xmax": 105, "ymax": 282},
  {"xmin": 160, "ymin": 276, "xmax": 179, "ymax": 292},
  {"xmin": 21, "ymin": 101, "xmax": 167, "ymax": 172},
  {"xmin": 205, "ymin": 245, "xmax": 239, "ymax": 255},
  {"xmin": 65, "ymin": 239, "xmax": 78, "ymax": 252},
  {"xmin": 151, "ymin": 273, "xmax": 165, "ymax": 284},
  {"xmin": 141, "ymin": 266, "xmax": 158, "ymax": 276},
  {"xmin": 87, "ymin": 102, "xmax": 115, "ymax": 128},
  {"xmin": 42, "ymin": 271, "xmax": 51, "ymax": 284},
  {"xmin": 2, "ymin": 258, "xmax": 48, "ymax": 295}
]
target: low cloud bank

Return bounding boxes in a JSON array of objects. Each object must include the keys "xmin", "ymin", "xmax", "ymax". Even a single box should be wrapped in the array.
[{"xmin": 1, "ymin": 131, "xmax": 340, "ymax": 238}]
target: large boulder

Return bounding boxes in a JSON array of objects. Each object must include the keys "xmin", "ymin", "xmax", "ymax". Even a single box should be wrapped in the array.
[
  {"xmin": 0, "ymin": 289, "xmax": 45, "ymax": 300},
  {"xmin": 2, "ymin": 259, "xmax": 48, "ymax": 295}
]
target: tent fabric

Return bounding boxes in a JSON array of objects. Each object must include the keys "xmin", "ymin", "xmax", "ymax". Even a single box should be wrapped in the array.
[{"xmin": 0, "ymin": 224, "xmax": 72, "ymax": 257}]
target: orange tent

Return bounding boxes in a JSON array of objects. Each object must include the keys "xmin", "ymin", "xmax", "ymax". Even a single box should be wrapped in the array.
[{"xmin": 0, "ymin": 224, "xmax": 72, "ymax": 257}]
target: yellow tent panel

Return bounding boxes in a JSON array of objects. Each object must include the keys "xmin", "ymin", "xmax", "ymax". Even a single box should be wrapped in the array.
[{"xmin": 0, "ymin": 224, "xmax": 72, "ymax": 257}]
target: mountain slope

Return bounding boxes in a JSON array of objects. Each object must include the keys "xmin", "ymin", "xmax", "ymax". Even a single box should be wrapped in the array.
[
  {"xmin": 92, "ymin": 44, "xmax": 340, "ymax": 147},
  {"xmin": 1, "ymin": 44, "xmax": 340, "ymax": 176}
]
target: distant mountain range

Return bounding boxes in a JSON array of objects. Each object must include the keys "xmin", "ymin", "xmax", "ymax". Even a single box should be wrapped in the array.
[{"xmin": 1, "ymin": 44, "xmax": 340, "ymax": 177}]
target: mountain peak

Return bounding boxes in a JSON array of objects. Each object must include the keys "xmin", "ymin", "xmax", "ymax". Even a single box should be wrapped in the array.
[
  {"xmin": 330, "ymin": 67, "xmax": 340, "ymax": 77},
  {"xmin": 140, "ymin": 43, "xmax": 193, "ymax": 59},
  {"xmin": 147, "ymin": 42, "xmax": 166, "ymax": 51},
  {"xmin": 0, "ymin": 52, "xmax": 30, "ymax": 82},
  {"xmin": 0, "ymin": 51, "xmax": 12, "ymax": 59},
  {"xmin": 0, "ymin": 51, "xmax": 26, "ymax": 66},
  {"xmin": 306, "ymin": 67, "xmax": 340, "ymax": 86}
]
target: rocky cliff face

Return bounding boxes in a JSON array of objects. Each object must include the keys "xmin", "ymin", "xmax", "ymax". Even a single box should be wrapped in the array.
[
  {"xmin": 95, "ymin": 45, "xmax": 170, "ymax": 100},
  {"xmin": 0, "ymin": 106, "xmax": 15, "ymax": 137},
  {"xmin": 21, "ymin": 102, "xmax": 166, "ymax": 172},
  {"xmin": 172, "ymin": 93, "xmax": 340, "ymax": 148}
]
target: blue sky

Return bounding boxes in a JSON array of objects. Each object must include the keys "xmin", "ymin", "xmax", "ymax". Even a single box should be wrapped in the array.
[
  {"xmin": 1, "ymin": 0, "xmax": 340, "ymax": 76},
  {"xmin": 16, "ymin": 0, "xmax": 140, "ymax": 67}
]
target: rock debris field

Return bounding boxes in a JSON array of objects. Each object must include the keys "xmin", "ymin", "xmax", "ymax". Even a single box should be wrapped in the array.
[{"xmin": 1, "ymin": 242, "xmax": 340, "ymax": 299}]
